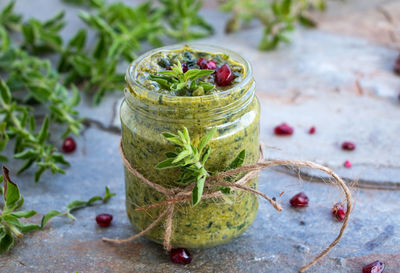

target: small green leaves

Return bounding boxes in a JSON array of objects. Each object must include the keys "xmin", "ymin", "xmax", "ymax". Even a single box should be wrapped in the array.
[
  {"xmin": 220, "ymin": 0, "xmax": 326, "ymax": 51},
  {"xmin": 156, "ymin": 127, "xmax": 217, "ymax": 206},
  {"xmin": 149, "ymin": 61, "xmax": 215, "ymax": 96},
  {"xmin": 0, "ymin": 167, "xmax": 116, "ymax": 253}
]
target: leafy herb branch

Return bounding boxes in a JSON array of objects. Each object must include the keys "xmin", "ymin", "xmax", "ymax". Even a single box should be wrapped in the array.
[
  {"xmin": 219, "ymin": 0, "xmax": 327, "ymax": 50},
  {"xmin": 0, "ymin": 166, "xmax": 115, "ymax": 254},
  {"xmin": 155, "ymin": 127, "xmax": 246, "ymax": 206},
  {"xmin": 150, "ymin": 61, "xmax": 215, "ymax": 96}
]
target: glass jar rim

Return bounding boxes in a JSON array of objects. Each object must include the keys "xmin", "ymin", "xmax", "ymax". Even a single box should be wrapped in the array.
[{"xmin": 125, "ymin": 43, "xmax": 253, "ymax": 103}]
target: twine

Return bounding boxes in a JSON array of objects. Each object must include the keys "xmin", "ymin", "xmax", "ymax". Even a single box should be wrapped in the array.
[{"xmin": 103, "ymin": 140, "xmax": 352, "ymax": 273}]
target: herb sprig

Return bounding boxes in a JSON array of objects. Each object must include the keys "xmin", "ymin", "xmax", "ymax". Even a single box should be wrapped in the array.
[
  {"xmin": 156, "ymin": 127, "xmax": 245, "ymax": 205},
  {"xmin": 149, "ymin": 61, "xmax": 215, "ymax": 96},
  {"xmin": 0, "ymin": 166, "xmax": 115, "ymax": 254},
  {"xmin": 219, "ymin": 0, "xmax": 326, "ymax": 50}
]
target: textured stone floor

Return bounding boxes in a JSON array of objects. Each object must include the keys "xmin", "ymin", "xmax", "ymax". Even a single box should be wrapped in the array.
[{"xmin": 0, "ymin": 0, "xmax": 400, "ymax": 272}]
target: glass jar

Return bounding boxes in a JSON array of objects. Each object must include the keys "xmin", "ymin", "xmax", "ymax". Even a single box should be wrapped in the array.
[{"xmin": 120, "ymin": 44, "xmax": 260, "ymax": 249}]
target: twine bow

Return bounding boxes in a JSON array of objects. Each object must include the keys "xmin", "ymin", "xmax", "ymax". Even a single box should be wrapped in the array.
[{"xmin": 103, "ymin": 140, "xmax": 352, "ymax": 273}]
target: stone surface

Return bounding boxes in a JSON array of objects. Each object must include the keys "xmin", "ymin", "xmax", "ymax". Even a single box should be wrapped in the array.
[{"xmin": 1, "ymin": 0, "xmax": 400, "ymax": 273}]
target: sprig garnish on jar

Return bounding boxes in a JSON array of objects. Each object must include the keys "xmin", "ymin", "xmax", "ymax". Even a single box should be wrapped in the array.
[{"xmin": 149, "ymin": 60, "xmax": 215, "ymax": 96}]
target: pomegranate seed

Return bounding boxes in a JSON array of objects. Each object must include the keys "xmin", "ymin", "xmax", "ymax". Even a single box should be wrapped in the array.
[
  {"xmin": 308, "ymin": 126, "xmax": 316, "ymax": 134},
  {"xmin": 62, "ymin": 137, "xmax": 76, "ymax": 153},
  {"xmin": 170, "ymin": 248, "xmax": 192, "ymax": 265},
  {"xmin": 96, "ymin": 213, "xmax": 113, "ymax": 227},
  {"xmin": 197, "ymin": 58, "xmax": 206, "ymax": 66},
  {"xmin": 332, "ymin": 202, "xmax": 347, "ymax": 222},
  {"xmin": 197, "ymin": 58, "xmax": 217, "ymax": 70},
  {"xmin": 274, "ymin": 123, "xmax": 294, "ymax": 136},
  {"xmin": 362, "ymin": 260, "xmax": 385, "ymax": 273},
  {"xmin": 206, "ymin": 60, "xmax": 217, "ymax": 70},
  {"xmin": 215, "ymin": 64, "xmax": 234, "ymax": 86},
  {"xmin": 394, "ymin": 53, "xmax": 400, "ymax": 75},
  {"xmin": 344, "ymin": 160, "xmax": 352, "ymax": 168},
  {"xmin": 342, "ymin": 141, "xmax": 356, "ymax": 151},
  {"xmin": 290, "ymin": 192, "xmax": 309, "ymax": 207}
]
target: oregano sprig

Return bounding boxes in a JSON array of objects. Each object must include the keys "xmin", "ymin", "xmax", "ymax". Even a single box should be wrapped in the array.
[
  {"xmin": 0, "ymin": 166, "xmax": 116, "ymax": 254},
  {"xmin": 155, "ymin": 127, "xmax": 246, "ymax": 206},
  {"xmin": 219, "ymin": 0, "xmax": 327, "ymax": 50},
  {"xmin": 149, "ymin": 60, "xmax": 215, "ymax": 96}
]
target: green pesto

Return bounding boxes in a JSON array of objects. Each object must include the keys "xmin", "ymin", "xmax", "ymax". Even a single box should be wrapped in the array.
[
  {"xmin": 135, "ymin": 45, "xmax": 245, "ymax": 96},
  {"xmin": 121, "ymin": 45, "xmax": 260, "ymax": 248}
]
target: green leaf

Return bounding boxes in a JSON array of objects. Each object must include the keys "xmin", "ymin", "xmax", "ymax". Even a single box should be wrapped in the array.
[
  {"xmin": 198, "ymin": 127, "xmax": 217, "ymax": 154},
  {"xmin": 20, "ymin": 224, "xmax": 41, "ymax": 233},
  {"xmin": 154, "ymin": 158, "xmax": 175, "ymax": 169},
  {"xmin": 227, "ymin": 150, "xmax": 246, "ymax": 170},
  {"xmin": 192, "ymin": 175, "xmax": 206, "ymax": 206},
  {"xmin": 165, "ymin": 152, "xmax": 177, "ymax": 158},
  {"xmin": 37, "ymin": 116, "xmax": 49, "ymax": 144},
  {"xmin": 200, "ymin": 146, "xmax": 211, "ymax": 165},
  {"xmin": 68, "ymin": 29, "xmax": 86, "ymax": 49},
  {"xmin": 298, "ymin": 15, "xmax": 317, "ymax": 28},
  {"xmin": 0, "ymin": 80, "xmax": 11, "ymax": 104},
  {"xmin": 41, "ymin": 210, "xmax": 64, "ymax": 228},
  {"xmin": 0, "ymin": 230, "xmax": 14, "ymax": 254},
  {"xmin": 281, "ymin": 0, "xmax": 292, "ymax": 15},
  {"xmin": 2, "ymin": 166, "xmax": 20, "ymax": 208},
  {"xmin": 3, "ymin": 214, "xmax": 22, "ymax": 227},
  {"xmin": 103, "ymin": 186, "xmax": 115, "ymax": 202},
  {"xmin": 66, "ymin": 200, "xmax": 88, "ymax": 212},
  {"xmin": 10, "ymin": 210, "xmax": 37, "ymax": 218}
]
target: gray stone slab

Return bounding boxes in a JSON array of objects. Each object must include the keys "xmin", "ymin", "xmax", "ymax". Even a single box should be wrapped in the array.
[{"xmin": 1, "ymin": 0, "xmax": 400, "ymax": 272}]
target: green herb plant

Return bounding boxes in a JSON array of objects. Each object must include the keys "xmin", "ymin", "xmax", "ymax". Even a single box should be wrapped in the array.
[
  {"xmin": 219, "ymin": 0, "xmax": 327, "ymax": 50},
  {"xmin": 0, "ymin": 1, "xmax": 83, "ymax": 181},
  {"xmin": 149, "ymin": 61, "xmax": 215, "ymax": 96},
  {"xmin": 159, "ymin": 0, "xmax": 214, "ymax": 41},
  {"xmin": 0, "ymin": 166, "xmax": 115, "ymax": 254},
  {"xmin": 155, "ymin": 127, "xmax": 245, "ymax": 206},
  {"xmin": 62, "ymin": 0, "xmax": 213, "ymax": 104}
]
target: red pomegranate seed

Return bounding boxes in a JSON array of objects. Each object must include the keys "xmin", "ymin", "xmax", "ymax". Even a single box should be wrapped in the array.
[
  {"xmin": 96, "ymin": 213, "xmax": 113, "ymax": 227},
  {"xmin": 344, "ymin": 160, "xmax": 352, "ymax": 168},
  {"xmin": 215, "ymin": 64, "xmax": 234, "ymax": 86},
  {"xmin": 197, "ymin": 58, "xmax": 217, "ymax": 70},
  {"xmin": 170, "ymin": 248, "xmax": 192, "ymax": 265},
  {"xmin": 197, "ymin": 58, "xmax": 206, "ymax": 66},
  {"xmin": 206, "ymin": 60, "xmax": 217, "ymax": 70},
  {"xmin": 332, "ymin": 202, "xmax": 347, "ymax": 222},
  {"xmin": 290, "ymin": 192, "xmax": 309, "ymax": 207},
  {"xmin": 394, "ymin": 53, "xmax": 400, "ymax": 75},
  {"xmin": 362, "ymin": 260, "xmax": 385, "ymax": 273},
  {"xmin": 342, "ymin": 141, "xmax": 356, "ymax": 151},
  {"xmin": 274, "ymin": 123, "xmax": 294, "ymax": 136},
  {"xmin": 62, "ymin": 137, "xmax": 76, "ymax": 153},
  {"xmin": 308, "ymin": 126, "xmax": 316, "ymax": 134}
]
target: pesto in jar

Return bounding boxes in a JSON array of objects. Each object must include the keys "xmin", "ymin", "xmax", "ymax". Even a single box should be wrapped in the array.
[
  {"xmin": 135, "ymin": 45, "xmax": 245, "ymax": 96},
  {"xmin": 121, "ymin": 44, "xmax": 260, "ymax": 248}
]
